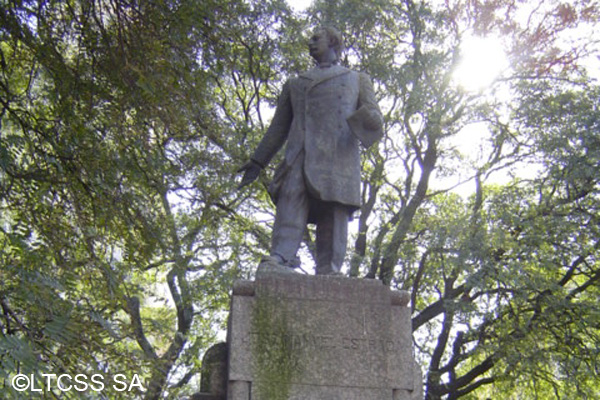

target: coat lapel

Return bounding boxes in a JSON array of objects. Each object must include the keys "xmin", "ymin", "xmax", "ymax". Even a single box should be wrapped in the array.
[{"xmin": 300, "ymin": 65, "xmax": 351, "ymax": 92}]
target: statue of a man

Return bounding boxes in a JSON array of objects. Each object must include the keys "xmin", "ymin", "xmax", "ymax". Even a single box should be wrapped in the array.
[{"xmin": 238, "ymin": 27, "xmax": 383, "ymax": 275}]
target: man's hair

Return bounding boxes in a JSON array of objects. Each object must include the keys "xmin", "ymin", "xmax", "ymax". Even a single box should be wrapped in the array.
[{"xmin": 319, "ymin": 26, "xmax": 344, "ymax": 61}]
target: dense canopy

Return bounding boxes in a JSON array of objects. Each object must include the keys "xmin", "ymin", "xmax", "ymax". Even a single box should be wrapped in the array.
[{"xmin": 0, "ymin": 0, "xmax": 598, "ymax": 399}]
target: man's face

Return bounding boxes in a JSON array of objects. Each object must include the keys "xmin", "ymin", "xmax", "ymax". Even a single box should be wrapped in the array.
[{"xmin": 308, "ymin": 30, "xmax": 331, "ymax": 61}]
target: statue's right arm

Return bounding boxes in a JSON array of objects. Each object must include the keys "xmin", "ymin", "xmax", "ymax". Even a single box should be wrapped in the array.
[
  {"xmin": 250, "ymin": 80, "xmax": 293, "ymax": 168},
  {"xmin": 237, "ymin": 81, "xmax": 293, "ymax": 189}
]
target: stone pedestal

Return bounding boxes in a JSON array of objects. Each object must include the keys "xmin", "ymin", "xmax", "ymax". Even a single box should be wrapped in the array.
[{"xmin": 226, "ymin": 273, "xmax": 422, "ymax": 399}]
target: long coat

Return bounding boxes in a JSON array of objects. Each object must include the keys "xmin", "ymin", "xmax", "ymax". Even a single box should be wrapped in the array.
[{"xmin": 251, "ymin": 65, "xmax": 383, "ymax": 213}]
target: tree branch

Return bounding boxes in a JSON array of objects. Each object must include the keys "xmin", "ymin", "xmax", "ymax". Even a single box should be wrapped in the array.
[{"xmin": 125, "ymin": 296, "xmax": 158, "ymax": 360}]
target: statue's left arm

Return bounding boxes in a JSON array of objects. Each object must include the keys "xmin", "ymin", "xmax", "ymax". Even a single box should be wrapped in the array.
[
  {"xmin": 346, "ymin": 73, "xmax": 383, "ymax": 148},
  {"xmin": 357, "ymin": 72, "xmax": 383, "ymax": 132}
]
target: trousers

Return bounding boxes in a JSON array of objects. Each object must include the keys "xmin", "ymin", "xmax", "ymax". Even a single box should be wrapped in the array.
[{"xmin": 270, "ymin": 154, "xmax": 350, "ymax": 274}]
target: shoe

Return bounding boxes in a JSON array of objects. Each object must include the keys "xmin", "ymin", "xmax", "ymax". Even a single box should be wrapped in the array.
[
  {"xmin": 318, "ymin": 271, "xmax": 345, "ymax": 277},
  {"xmin": 257, "ymin": 256, "xmax": 298, "ymax": 276}
]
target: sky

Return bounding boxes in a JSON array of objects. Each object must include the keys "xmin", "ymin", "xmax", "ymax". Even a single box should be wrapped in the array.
[
  {"xmin": 282, "ymin": 0, "xmax": 512, "ymax": 200},
  {"xmin": 281, "ymin": 0, "xmax": 597, "ymax": 199},
  {"xmin": 287, "ymin": 0, "xmax": 312, "ymax": 12},
  {"xmin": 284, "ymin": 0, "xmax": 510, "ymax": 92},
  {"xmin": 453, "ymin": 34, "xmax": 509, "ymax": 92}
]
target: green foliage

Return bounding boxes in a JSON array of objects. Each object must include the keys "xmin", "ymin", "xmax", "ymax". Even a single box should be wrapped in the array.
[
  {"xmin": 0, "ymin": 0, "xmax": 598, "ymax": 399},
  {"xmin": 302, "ymin": 0, "xmax": 600, "ymax": 398},
  {"xmin": 0, "ymin": 0, "xmax": 287, "ymax": 398}
]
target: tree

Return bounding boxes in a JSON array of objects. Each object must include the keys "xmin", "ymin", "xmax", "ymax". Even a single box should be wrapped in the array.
[
  {"xmin": 305, "ymin": 0, "xmax": 599, "ymax": 398},
  {"xmin": 0, "ymin": 0, "xmax": 598, "ymax": 398},
  {"xmin": 0, "ymin": 0, "xmax": 296, "ymax": 398}
]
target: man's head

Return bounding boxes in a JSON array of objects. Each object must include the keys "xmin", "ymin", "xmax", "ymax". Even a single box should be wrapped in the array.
[{"xmin": 308, "ymin": 27, "xmax": 344, "ymax": 63}]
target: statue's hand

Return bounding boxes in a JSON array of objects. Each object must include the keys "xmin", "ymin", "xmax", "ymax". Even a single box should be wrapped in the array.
[
  {"xmin": 363, "ymin": 110, "xmax": 383, "ymax": 131},
  {"xmin": 236, "ymin": 160, "xmax": 263, "ymax": 189}
]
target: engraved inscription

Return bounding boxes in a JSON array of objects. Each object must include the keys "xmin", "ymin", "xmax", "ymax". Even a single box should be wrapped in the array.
[
  {"xmin": 241, "ymin": 332, "xmax": 401, "ymax": 354},
  {"xmin": 341, "ymin": 337, "xmax": 399, "ymax": 352}
]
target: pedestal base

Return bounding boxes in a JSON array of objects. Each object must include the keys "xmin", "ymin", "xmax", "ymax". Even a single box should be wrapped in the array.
[{"xmin": 226, "ymin": 273, "xmax": 422, "ymax": 399}]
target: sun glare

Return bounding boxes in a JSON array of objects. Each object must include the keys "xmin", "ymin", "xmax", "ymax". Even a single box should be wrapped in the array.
[
  {"xmin": 453, "ymin": 34, "xmax": 509, "ymax": 92},
  {"xmin": 287, "ymin": 0, "xmax": 312, "ymax": 12}
]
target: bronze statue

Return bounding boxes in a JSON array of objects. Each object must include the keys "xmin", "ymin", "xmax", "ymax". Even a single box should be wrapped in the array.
[{"xmin": 238, "ymin": 27, "xmax": 383, "ymax": 275}]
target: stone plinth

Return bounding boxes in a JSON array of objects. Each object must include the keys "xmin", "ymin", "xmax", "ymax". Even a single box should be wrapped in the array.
[{"xmin": 227, "ymin": 273, "xmax": 422, "ymax": 399}]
